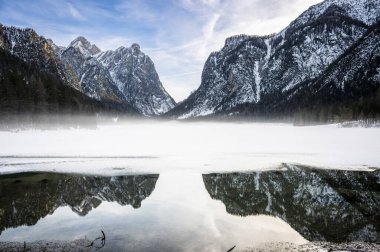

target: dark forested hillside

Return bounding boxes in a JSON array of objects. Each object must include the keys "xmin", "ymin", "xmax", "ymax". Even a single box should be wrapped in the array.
[{"xmin": 0, "ymin": 49, "xmax": 137, "ymax": 127}]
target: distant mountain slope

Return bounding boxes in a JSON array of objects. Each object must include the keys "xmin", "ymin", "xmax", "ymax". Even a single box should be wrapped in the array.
[{"xmin": 169, "ymin": 0, "xmax": 380, "ymax": 121}]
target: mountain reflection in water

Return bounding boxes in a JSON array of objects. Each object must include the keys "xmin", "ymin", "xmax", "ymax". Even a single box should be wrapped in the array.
[
  {"xmin": 0, "ymin": 172, "xmax": 159, "ymax": 235},
  {"xmin": 203, "ymin": 164, "xmax": 380, "ymax": 242},
  {"xmin": 0, "ymin": 165, "xmax": 379, "ymax": 251}
]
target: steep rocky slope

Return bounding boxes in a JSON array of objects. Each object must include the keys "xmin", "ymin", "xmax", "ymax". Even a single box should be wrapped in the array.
[
  {"xmin": 60, "ymin": 37, "xmax": 127, "ymax": 104},
  {"xmin": 96, "ymin": 44, "xmax": 176, "ymax": 115},
  {"xmin": 250, "ymin": 21, "xmax": 380, "ymax": 124}
]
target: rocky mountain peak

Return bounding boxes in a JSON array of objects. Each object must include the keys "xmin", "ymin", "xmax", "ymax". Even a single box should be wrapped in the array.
[
  {"xmin": 69, "ymin": 36, "xmax": 89, "ymax": 47},
  {"xmin": 96, "ymin": 43, "xmax": 176, "ymax": 115},
  {"xmin": 131, "ymin": 43, "xmax": 141, "ymax": 54},
  {"xmin": 59, "ymin": 36, "xmax": 175, "ymax": 115},
  {"xmin": 69, "ymin": 36, "xmax": 101, "ymax": 56},
  {"xmin": 224, "ymin": 34, "xmax": 252, "ymax": 50}
]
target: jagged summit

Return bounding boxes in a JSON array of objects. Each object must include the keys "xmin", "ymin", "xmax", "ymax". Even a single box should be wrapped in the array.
[
  {"xmin": 60, "ymin": 37, "xmax": 126, "ymax": 103},
  {"xmin": 68, "ymin": 36, "xmax": 101, "ymax": 56},
  {"xmin": 131, "ymin": 43, "xmax": 140, "ymax": 53}
]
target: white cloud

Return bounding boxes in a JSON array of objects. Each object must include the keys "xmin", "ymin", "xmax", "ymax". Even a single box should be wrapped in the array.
[{"xmin": 67, "ymin": 3, "xmax": 86, "ymax": 21}]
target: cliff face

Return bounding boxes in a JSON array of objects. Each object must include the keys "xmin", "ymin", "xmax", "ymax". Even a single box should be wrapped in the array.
[
  {"xmin": 60, "ymin": 37, "xmax": 127, "ymax": 104},
  {"xmin": 96, "ymin": 44, "xmax": 176, "ymax": 115}
]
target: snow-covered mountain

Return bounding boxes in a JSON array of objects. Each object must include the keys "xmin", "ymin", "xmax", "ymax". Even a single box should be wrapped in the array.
[
  {"xmin": 249, "ymin": 21, "xmax": 380, "ymax": 124},
  {"xmin": 96, "ymin": 44, "xmax": 176, "ymax": 115},
  {"xmin": 0, "ymin": 26, "xmax": 137, "ymax": 118},
  {"xmin": 169, "ymin": 0, "xmax": 380, "ymax": 120},
  {"xmin": 0, "ymin": 25, "xmax": 175, "ymax": 116},
  {"xmin": 60, "ymin": 37, "xmax": 127, "ymax": 104},
  {"xmin": 59, "ymin": 37, "xmax": 175, "ymax": 115}
]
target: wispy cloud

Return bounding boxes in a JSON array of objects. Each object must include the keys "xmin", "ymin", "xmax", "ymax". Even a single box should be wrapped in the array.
[
  {"xmin": 0, "ymin": 0, "xmax": 323, "ymax": 101},
  {"xmin": 67, "ymin": 3, "xmax": 86, "ymax": 21}
]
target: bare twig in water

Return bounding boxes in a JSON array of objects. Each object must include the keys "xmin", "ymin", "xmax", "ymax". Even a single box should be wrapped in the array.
[
  {"xmin": 85, "ymin": 230, "xmax": 106, "ymax": 250},
  {"xmin": 101, "ymin": 230, "xmax": 106, "ymax": 241},
  {"xmin": 227, "ymin": 245, "xmax": 236, "ymax": 252}
]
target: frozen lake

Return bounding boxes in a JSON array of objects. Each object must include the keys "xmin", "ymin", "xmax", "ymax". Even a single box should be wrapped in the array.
[{"xmin": 0, "ymin": 121, "xmax": 380, "ymax": 174}]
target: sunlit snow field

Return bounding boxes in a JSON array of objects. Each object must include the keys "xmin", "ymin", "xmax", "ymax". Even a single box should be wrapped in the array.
[{"xmin": 0, "ymin": 121, "xmax": 379, "ymax": 175}]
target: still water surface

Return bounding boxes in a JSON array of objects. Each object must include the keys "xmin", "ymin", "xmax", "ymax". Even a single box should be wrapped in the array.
[{"xmin": 0, "ymin": 164, "xmax": 379, "ymax": 251}]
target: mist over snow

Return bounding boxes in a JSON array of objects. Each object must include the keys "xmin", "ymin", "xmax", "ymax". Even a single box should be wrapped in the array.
[{"xmin": 0, "ymin": 122, "xmax": 379, "ymax": 175}]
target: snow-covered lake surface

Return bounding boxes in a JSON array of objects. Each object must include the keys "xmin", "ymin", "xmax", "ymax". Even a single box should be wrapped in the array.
[{"xmin": 0, "ymin": 121, "xmax": 379, "ymax": 175}]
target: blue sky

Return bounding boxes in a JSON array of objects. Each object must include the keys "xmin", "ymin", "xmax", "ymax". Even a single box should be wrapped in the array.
[{"xmin": 0, "ymin": 0, "xmax": 322, "ymax": 101}]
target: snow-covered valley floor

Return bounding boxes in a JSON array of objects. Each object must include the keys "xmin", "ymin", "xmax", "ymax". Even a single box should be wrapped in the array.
[{"xmin": 0, "ymin": 121, "xmax": 379, "ymax": 175}]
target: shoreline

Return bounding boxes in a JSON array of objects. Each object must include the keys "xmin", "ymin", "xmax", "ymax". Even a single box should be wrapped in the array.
[{"xmin": 1, "ymin": 241, "xmax": 380, "ymax": 252}]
